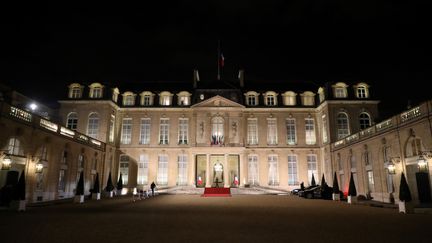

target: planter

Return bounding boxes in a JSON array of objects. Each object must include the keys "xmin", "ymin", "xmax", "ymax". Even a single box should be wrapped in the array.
[
  {"xmin": 74, "ymin": 195, "xmax": 84, "ymax": 203},
  {"xmin": 11, "ymin": 200, "xmax": 26, "ymax": 212},
  {"xmin": 398, "ymin": 201, "xmax": 414, "ymax": 214},
  {"xmin": 332, "ymin": 193, "xmax": 340, "ymax": 201},
  {"xmin": 348, "ymin": 195, "xmax": 357, "ymax": 204},
  {"xmin": 92, "ymin": 193, "xmax": 101, "ymax": 200}
]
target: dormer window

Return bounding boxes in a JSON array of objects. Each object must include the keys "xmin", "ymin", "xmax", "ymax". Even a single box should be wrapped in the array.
[
  {"xmin": 140, "ymin": 91, "xmax": 155, "ymax": 106},
  {"xmin": 159, "ymin": 91, "xmax": 173, "ymax": 106},
  {"xmin": 122, "ymin": 92, "xmax": 136, "ymax": 106},
  {"xmin": 177, "ymin": 91, "xmax": 192, "ymax": 106},
  {"xmin": 300, "ymin": 91, "xmax": 315, "ymax": 106},
  {"xmin": 282, "ymin": 91, "xmax": 296, "ymax": 106},
  {"xmin": 112, "ymin": 88, "xmax": 120, "ymax": 103},
  {"xmin": 354, "ymin": 83, "xmax": 370, "ymax": 98},
  {"xmin": 333, "ymin": 82, "xmax": 348, "ymax": 98},
  {"xmin": 68, "ymin": 83, "xmax": 83, "ymax": 98},
  {"xmin": 89, "ymin": 83, "xmax": 104, "ymax": 98},
  {"xmin": 244, "ymin": 91, "xmax": 259, "ymax": 106},
  {"xmin": 264, "ymin": 91, "xmax": 277, "ymax": 106}
]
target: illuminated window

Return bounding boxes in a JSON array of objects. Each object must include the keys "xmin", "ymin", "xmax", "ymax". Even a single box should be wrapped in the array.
[
  {"xmin": 288, "ymin": 155, "xmax": 298, "ymax": 186},
  {"xmin": 211, "ymin": 117, "xmax": 224, "ymax": 145},
  {"xmin": 177, "ymin": 91, "xmax": 191, "ymax": 106},
  {"xmin": 87, "ymin": 112, "xmax": 99, "ymax": 139},
  {"xmin": 301, "ymin": 91, "xmax": 315, "ymax": 106},
  {"xmin": 337, "ymin": 113, "xmax": 350, "ymax": 139},
  {"xmin": 264, "ymin": 91, "xmax": 277, "ymax": 106},
  {"xmin": 244, "ymin": 91, "xmax": 259, "ymax": 106},
  {"xmin": 89, "ymin": 83, "xmax": 104, "ymax": 98},
  {"xmin": 282, "ymin": 91, "xmax": 296, "ymax": 106},
  {"xmin": 247, "ymin": 118, "xmax": 258, "ymax": 145},
  {"xmin": 68, "ymin": 83, "xmax": 83, "ymax": 98},
  {"xmin": 333, "ymin": 82, "xmax": 348, "ymax": 98},
  {"xmin": 307, "ymin": 154, "xmax": 318, "ymax": 186},
  {"xmin": 322, "ymin": 114, "xmax": 328, "ymax": 143},
  {"xmin": 140, "ymin": 91, "xmax": 154, "ymax": 106},
  {"xmin": 305, "ymin": 118, "xmax": 316, "ymax": 145},
  {"xmin": 177, "ymin": 154, "xmax": 188, "ymax": 185},
  {"xmin": 178, "ymin": 118, "xmax": 188, "ymax": 144},
  {"xmin": 120, "ymin": 118, "xmax": 132, "ymax": 144},
  {"xmin": 138, "ymin": 154, "xmax": 149, "ymax": 185},
  {"xmin": 123, "ymin": 92, "xmax": 136, "ymax": 106},
  {"xmin": 355, "ymin": 83, "xmax": 369, "ymax": 98},
  {"xmin": 119, "ymin": 155, "xmax": 129, "ymax": 185},
  {"xmin": 7, "ymin": 138, "xmax": 22, "ymax": 155},
  {"xmin": 140, "ymin": 118, "xmax": 151, "ymax": 145},
  {"xmin": 157, "ymin": 154, "xmax": 168, "ymax": 185},
  {"xmin": 286, "ymin": 118, "xmax": 296, "ymax": 145},
  {"xmin": 248, "ymin": 155, "xmax": 259, "ymax": 185},
  {"xmin": 159, "ymin": 91, "xmax": 173, "ymax": 106},
  {"xmin": 267, "ymin": 118, "xmax": 278, "ymax": 145},
  {"xmin": 159, "ymin": 118, "xmax": 169, "ymax": 145},
  {"xmin": 268, "ymin": 155, "xmax": 279, "ymax": 186}
]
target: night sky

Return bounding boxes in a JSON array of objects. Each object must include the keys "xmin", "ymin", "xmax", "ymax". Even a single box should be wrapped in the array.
[{"xmin": 1, "ymin": 2, "xmax": 431, "ymax": 118}]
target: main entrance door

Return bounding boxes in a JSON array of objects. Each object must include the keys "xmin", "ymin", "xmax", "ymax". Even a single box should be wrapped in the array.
[{"xmin": 195, "ymin": 154, "xmax": 240, "ymax": 188}]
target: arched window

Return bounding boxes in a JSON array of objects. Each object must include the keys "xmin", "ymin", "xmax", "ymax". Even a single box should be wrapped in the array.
[
  {"xmin": 159, "ymin": 91, "xmax": 173, "ymax": 106},
  {"xmin": 177, "ymin": 91, "xmax": 191, "ymax": 106},
  {"xmin": 337, "ymin": 113, "xmax": 350, "ymax": 139},
  {"xmin": 244, "ymin": 91, "xmax": 259, "ymax": 106},
  {"xmin": 89, "ymin": 83, "xmax": 104, "ymax": 98},
  {"xmin": 66, "ymin": 112, "xmax": 78, "ymax": 130},
  {"xmin": 211, "ymin": 117, "xmax": 224, "ymax": 145},
  {"xmin": 140, "ymin": 91, "xmax": 154, "ymax": 106},
  {"xmin": 263, "ymin": 91, "xmax": 277, "ymax": 106},
  {"xmin": 300, "ymin": 91, "xmax": 315, "ymax": 106},
  {"xmin": 68, "ymin": 83, "xmax": 83, "ymax": 98},
  {"xmin": 282, "ymin": 91, "xmax": 296, "ymax": 106},
  {"xmin": 87, "ymin": 113, "xmax": 99, "ymax": 139},
  {"xmin": 359, "ymin": 112, "xmax": 371, "ymax": 130},
  {"xmin": 122, "ymin": 92, "xmax": 136, "ymax": 106},
  {"xmin": 333, "ymin": 82, "xmax": 348, "ymax": 98},
  {"xmin": 355, "ymin": 83, "xmax": 370, "ymax": 98}
]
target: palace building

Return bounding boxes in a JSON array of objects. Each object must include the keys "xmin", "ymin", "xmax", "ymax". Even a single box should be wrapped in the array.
[{"xmin": 1, "ymin": 73, "xmax": 431, "ymax": 205}]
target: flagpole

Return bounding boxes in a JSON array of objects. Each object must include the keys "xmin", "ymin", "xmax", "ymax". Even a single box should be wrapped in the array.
[{"xmin": 217, "ymin": 40, "xmax": 220, "ymax": 80}]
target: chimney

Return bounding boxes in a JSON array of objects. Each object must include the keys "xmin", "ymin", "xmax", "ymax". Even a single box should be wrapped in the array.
[
  {"xmin": 238, "ymin": 69, "xmax": 245, "ymax": 88},
  {"xmin": 193, "ymin": 69, "xmax": 200, "ymax": 88}
]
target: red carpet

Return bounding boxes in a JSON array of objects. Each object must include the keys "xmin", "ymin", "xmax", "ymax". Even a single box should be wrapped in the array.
[{"xmin": 201, "ymin": 187, "xmax": 231, "ymax": 197}]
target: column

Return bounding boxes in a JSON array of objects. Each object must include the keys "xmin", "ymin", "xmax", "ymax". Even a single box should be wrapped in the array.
[
  {"xmin": 205, "ymin": 154, "xmax": 210, "ymax": 187},
  {"xmin": 224, "ymin": 154, "xmax": 229, "ymax": 187},
  {"xmin": 240, "ymin": 153, "xmax": 246, "ymax": 187}
]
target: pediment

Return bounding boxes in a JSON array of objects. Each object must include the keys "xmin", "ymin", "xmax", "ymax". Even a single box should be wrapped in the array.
[{"xmin": 192, "ymin": 95, "xmax": 244, "ymax": 108}]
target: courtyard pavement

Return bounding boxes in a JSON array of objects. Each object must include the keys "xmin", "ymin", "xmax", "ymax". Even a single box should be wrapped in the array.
[{"xmin": 1, "ymin": 195, "xmax": 431, "ymax": 243}]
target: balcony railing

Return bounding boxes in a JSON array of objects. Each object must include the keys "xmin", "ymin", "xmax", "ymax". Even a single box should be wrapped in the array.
[{"xmin": 1, "ymin": 102, "xmax": 105, "ymax": 151}]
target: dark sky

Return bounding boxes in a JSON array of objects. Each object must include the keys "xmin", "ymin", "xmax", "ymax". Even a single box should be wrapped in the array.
[{"xmin": 1, "ymin": 2, "xmax": 431, "ymax": 118}]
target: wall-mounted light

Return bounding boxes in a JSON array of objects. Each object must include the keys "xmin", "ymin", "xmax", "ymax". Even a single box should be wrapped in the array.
[
  {"xmin": 387, "ymin": 162, "xmax": 396, "ymax": 175},
  {"xmin": 1, "ymin": 155, "xmax": 12, "ymax": 170},
  {"xmin": 35, "ymin": 162, "xmax": 44, "ymax": 173}
]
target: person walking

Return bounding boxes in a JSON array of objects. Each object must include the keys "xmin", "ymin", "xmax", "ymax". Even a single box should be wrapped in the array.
[{"xmin": 150, "ymin": 181, "xmax": 156, "ymax": 196}]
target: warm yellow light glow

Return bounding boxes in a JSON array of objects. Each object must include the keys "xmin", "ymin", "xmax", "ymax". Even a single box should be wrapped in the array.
[
  {"xmin": 35, "ymin": 163, "xmax": 44, "ymax": 173},
  {"xmin": 2, "ymin": 155, "xmax": 12, "ymax": 170},
  {"xmin": 387, "ymin": 163, "xmax": 396, "ymax": 175}
]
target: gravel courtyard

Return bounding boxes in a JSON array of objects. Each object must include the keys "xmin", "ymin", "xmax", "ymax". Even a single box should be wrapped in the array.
[{"xmin": 1, "ymin": 195, "xmax": 431, "ymax": 243}]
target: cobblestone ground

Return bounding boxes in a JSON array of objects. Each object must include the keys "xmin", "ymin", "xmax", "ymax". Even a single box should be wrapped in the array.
[{"xmin": 1, "ymin": 195, "xmax": 431, "ymax": 243}]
